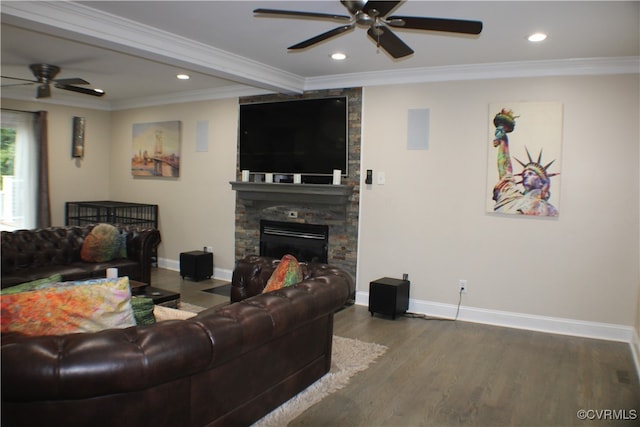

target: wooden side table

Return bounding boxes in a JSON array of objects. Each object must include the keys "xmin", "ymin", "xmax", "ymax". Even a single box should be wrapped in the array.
[{"xmin": 132, "ymin": 283, "xmax": 180, "ymax": 308}]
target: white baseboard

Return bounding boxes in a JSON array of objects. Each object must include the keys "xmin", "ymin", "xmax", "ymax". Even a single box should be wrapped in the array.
[
  {"xmin": 355, "ymin": 291, "xmax": 635, "ymax": 343},
  {"xmin": 156, "ymin": 257, "xmax": 233, "ymax": 282}
]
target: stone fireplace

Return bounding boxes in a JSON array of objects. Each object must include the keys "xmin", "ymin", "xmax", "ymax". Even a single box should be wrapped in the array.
[{"xmin": 232, "ymin": 88, "xmax": 362, "ymax": 279}]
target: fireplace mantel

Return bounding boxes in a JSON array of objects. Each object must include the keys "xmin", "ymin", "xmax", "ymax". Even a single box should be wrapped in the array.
[{"xmin": 230, "ymin": 181, "xmax": 354, "ymax": 206}]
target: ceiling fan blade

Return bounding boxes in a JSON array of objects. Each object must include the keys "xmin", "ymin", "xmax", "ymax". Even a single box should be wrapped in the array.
[
  {"xmin": 1, "ymin": 75, "xmax": 37, "ymax": 84},
  {"xmin": 289, "ymin": 25, "xmax": 354, "ymax": 50},
  {"xmin": 367, "ymin": 26, "xmax": 413, "ymax": 58},
  {"xmin": 54, "ymin": 78, "xmax": 90, "ymax": 85},
  {"xmin": 54, "ymin": 83, "xmax": 105, "ymax": 97},
  {"xmin": 254, "ymin": 8, "xmax": 351, "ymax": 22},
  {"xmin": 0, "ymin": 82, "xmax": 35, "ymax": 88},
  {"xmin": 388, "ymin": 16, "xmax": 483, "ymax": 35},
  {"xmin": 362, "ymin": 1, "xmax": 401, "ymax": 18}
]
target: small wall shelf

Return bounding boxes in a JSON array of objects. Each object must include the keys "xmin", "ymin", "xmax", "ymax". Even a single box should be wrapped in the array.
[{"xmin": 230, "ymin": 181, "xmax": 353, "ymax": 206}]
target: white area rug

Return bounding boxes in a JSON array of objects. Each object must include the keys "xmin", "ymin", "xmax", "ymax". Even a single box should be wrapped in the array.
[
  {"xmin": 252, "ymin": 336, "xmax": 388, "ymax": 427},
  {"xmin": 178, "ymin": 302, "xmax": 207, "ymax": 313}
]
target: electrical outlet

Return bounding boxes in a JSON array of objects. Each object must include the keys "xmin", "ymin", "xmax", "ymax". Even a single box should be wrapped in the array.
[
  {"xmin": 377, "ymin": 171, "xmax": 386, "ymax": 185},
  {"xmin": 458, "ymin": 279, "xmax": 468, "ymax": 294}
]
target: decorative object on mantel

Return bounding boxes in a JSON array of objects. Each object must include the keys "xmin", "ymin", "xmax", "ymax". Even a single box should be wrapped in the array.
[
  {"xmin": 71, "ymin": 116, "xmax": 85, "ymax": 158},
  {"xmin": 242, "ymin": 170, "xmax": 250, "ymax": 182},
  {"xmin": 131, "ymin": 121, "xmax": 181, "ymax": 178},
  {"xmin": 293, "ymin": 173, "xmax": 302, "ymax": 184},
  {"xmin": 332, "ymin": 169, "xmax": 341, "ymax": 185},
  {"xmin": 265, "ymin": 173, "xmax": 273, "ymax": 183}
]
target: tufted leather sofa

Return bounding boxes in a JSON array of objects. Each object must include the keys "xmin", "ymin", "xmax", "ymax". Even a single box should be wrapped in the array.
[
  {"xmin": 231, "ymin": 255, "xmax": 356, "ymax": 304},
  {"xmin": 1, "ymin": 225, "xmax": 161, "ymax": 288},
  {"xmin": 1, "ymin": 255, "xmax": 354, "ymax": 427}
]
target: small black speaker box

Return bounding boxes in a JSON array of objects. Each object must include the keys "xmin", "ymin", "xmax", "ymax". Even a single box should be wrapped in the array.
[{"xmin": 368, "ymin": 277, "xmax": 410, "ymax": 320}]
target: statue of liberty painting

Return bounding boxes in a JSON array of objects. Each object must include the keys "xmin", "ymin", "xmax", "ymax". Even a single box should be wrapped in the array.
[{"xmin": 491, "ymin": 108, "xmax": 559, "ymax": 216}]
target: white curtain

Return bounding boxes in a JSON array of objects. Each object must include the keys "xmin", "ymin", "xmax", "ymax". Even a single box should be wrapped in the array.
[{"xmin": 1, "ymin": 111, "xmax": 37, "ymax": 229}]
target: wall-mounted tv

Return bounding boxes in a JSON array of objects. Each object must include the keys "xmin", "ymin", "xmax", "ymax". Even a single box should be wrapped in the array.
[{"xmin": 239, "ymin": 97, "xmax": 348, "ymax": 176}]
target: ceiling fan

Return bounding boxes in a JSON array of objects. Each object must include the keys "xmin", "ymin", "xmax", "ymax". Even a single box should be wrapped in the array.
[
  {"xmin": 254, "ymin": 0, "xmax": 483, "ymax": 59},
  {"xmin": 1, "ymin": 64, "xmax": 105, "ymax": 98}
]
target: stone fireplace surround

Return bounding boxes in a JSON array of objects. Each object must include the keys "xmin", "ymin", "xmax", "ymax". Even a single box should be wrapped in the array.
[{"xmin": 233, "ymin": 88, "xmax": 362, "ymax": 280}]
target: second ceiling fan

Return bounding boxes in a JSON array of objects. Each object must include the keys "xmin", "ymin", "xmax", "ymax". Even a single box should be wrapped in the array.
[{"xmin": 255, "ymin": 0, "xmax": 483, "ymax": 59}]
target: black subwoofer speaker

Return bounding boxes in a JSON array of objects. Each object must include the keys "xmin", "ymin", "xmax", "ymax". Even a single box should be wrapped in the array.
[
  {"xmin": 180, "ymin": 250, "xmax": 213, "ymax": 281},
  {"xmin": 368, "ymin": 277, "xmax": 410, "ymax": 320}
]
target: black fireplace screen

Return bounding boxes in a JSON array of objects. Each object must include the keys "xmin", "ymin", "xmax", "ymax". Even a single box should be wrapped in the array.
[{"xmin": 260, "ymin": 220, "xmax": 328, "ymax": 263}]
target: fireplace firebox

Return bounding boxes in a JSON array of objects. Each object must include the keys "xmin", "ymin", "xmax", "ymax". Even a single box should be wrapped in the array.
[{"xmin": 260, "ymin": 220, "xmax": 328, "ymax": 263}]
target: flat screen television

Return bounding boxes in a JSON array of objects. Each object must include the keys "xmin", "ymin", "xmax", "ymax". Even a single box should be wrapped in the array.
[{"xmin": 239, "ymin": 97, "xmax": 348, "ymax": 177}]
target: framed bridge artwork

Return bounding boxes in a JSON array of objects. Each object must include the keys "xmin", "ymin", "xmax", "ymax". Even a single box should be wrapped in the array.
[
  {"xmin": 485, "ymin": 102, "xmax": 563, "ymax": 217},
  {"xmin": 131, "ymin": 121, "xmax": 181, "ymax": 177}
]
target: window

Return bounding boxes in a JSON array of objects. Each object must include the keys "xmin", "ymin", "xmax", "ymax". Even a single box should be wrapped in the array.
[{"xmin": 0, "ymin": 111, "xmax": 37, "ymax": 230}]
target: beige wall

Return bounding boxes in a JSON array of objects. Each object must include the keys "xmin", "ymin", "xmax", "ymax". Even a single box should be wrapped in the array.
[
  {"xmin": 109, "ymin": 100, "xmax": 238, "ymax": 275},
  {"xmin": 3, "ymin": 73, "xmax": 639, "ymax": 330},
  {"xmin": 2, "ymin": 99, "xmax": 112, "ymax": 225},
  {"xmin": 358, "ymin": 74, "xmax": 639, "ymax": 326}
]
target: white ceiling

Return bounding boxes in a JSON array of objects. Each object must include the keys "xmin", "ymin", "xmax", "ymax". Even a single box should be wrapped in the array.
[{"xmin": 1, "ymin": 1, "xmax": 639, "ymax": 110}]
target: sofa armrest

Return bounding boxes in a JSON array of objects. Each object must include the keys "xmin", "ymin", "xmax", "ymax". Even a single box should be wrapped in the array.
[
  {"xmin": 230, "ymin": 255, "xmax": 277, "ymax": 302},
  {"xmin": 123, "ymin": 227, "xmax": 161, "ymax": 286}
]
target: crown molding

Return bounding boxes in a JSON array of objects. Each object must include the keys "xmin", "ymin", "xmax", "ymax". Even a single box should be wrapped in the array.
[
  {"xmin": 305, "ymin": 57, "xmax": 640, "ymax": 90},
  {"xmin": 110, "ymin": 86, "xmax": 272, "ymax": 111}
]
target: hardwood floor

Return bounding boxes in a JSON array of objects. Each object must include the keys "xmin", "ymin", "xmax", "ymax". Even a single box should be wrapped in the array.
[{"xmin": 151, "ymin": 268, "xmax": 640, "ymax": 426}]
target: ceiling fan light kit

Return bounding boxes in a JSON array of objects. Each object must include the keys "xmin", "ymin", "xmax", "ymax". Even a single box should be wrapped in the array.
[
  {"xmin": 255, "ymin": 0, "xmax": 482, "ymax": 59},
  {"xmin": 1, "ymin": 63, "xmax": 105, "ymax": 99}
]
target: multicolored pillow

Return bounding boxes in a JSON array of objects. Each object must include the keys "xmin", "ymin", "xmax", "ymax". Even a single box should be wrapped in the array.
[
  {"xmin": 80, "ymin": 223, "xmax": 127, "ymax": 262},
  {"xmin": 262, "ymin": 254, "xmax": 303, "ymax": 293},
  {"xmin": 0, "ymin": 273, "xmax": 63, "ymax": 295},
  {"xmin": 131, "ymin": 296, "xmax": 156, "ymax": 325},
  {"xmin": 0, "ymin": 276, "xmax": 136, "ymax": 336}
]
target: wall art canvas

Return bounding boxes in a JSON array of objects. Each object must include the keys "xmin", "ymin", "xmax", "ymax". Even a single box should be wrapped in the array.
[
  {"xmin": 131, "ymin": 121, "xmax": 181, "ymax": 177},
  {"xmin": 486, "ymin": 102, "xmax": 563, "ymax": 217}
]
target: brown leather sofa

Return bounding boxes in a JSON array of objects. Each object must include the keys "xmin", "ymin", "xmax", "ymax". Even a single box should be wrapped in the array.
[
  {"xmin": 1, "ymin": 255, "xmax": 354, "ymax": 427},
  {"xmin": 1, "ymin": 225, "xmax": 161, "ymax": 288},
  {"xmin": 231, "ymin": 255, "xmax": 356, "ymax": 304}
]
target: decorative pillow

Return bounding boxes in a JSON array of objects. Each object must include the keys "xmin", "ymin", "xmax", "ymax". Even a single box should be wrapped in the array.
[
  {"xmin": 114, "ymin": 230, "xmax": 128, "ymax": 259},
  {"xmin": 0, "ymin": 276, "xmax": 136, "ymax": 336},
  {"xmin": 80, "ymin": 223, "xmax": 127, "ymax": 263},
  {"xmin": 153, "ymin": 305, "xmax": 197, "ymax": 322},
  {"xmin": 131, "ymin": 296, "xmax": 156, "ymax": 325},
  {"xmin": 262, "ymin": 254, "xmax": 303, "ymax": 293},
  {"xmin": 0, "ymin": 273, "xmax": 63, "ymax": 295}
]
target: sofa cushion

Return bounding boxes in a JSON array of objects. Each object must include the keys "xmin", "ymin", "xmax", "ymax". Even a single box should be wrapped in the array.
[
  {"xmin": 80, "ymin": 224, "xmax": 127, "ymax": 263},
  {"xmin": 262, "ymin": 254, "xmax": 302, "ymax": 293},
  {"xmin": 131, "ymin": 296, "xmax": 156, "ymax": 325},
  {"xmin": 0, "ymin": 276, "xmax": 136, "ymax": 336},
  {"xmin": 0, "ymin": 273, "xmax": 63, "ymax": 295}
]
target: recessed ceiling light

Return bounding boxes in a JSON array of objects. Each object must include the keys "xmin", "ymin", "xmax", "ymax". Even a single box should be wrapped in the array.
[
  {"xmin": 528, "ymin": 32, "xmax": 547, "ymax": 42},
  {"xmin": 176, "ymin": 74, "xmax": 190, "ymax": 80},
  {"xmin": 330, "ymin": 52, "xmax": 347, "ymax": 61}
]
